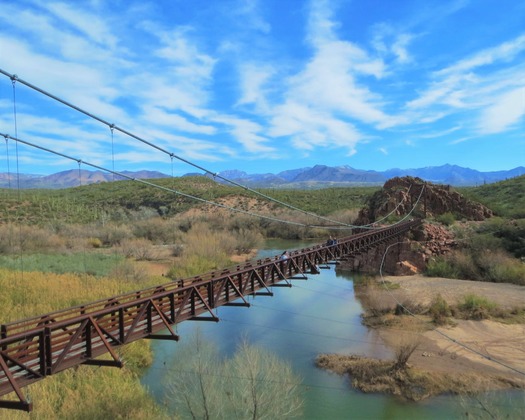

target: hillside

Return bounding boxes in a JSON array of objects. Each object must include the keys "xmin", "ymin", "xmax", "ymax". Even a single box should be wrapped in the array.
[
  {"xmin": 0, "ymin": 176, "xmax": 377, "ymax": 225},
  {"xmin": 460, "ymin": 175, "xmax": 525, "ymax": 218}
]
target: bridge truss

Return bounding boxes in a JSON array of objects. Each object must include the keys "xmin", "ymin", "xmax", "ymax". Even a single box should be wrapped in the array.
[{"xmin": 0, "ymin": 219, "xmax": 420, "ymax": 411}]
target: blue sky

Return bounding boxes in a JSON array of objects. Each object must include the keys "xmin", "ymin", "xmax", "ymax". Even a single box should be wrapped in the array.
[{"xmin": 0, "ymin": 0, "xmax": 524, "ymax": 176}]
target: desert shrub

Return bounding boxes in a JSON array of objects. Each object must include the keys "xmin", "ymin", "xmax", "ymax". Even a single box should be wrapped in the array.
[
  {"xmin": 116, "ymin": 238, "xmax": 159, "ymax": 260},
  {"xmin": 475, "ymin": 249, "xmax": 525, "ymax": 285},
  {"xmin": 458, "ymin": 294, "xmax": 496, "ymax": 320},
  {"xmin": 392, "ymin": 338, "xmax": 420, "ymax": 371},
  {"xmin": 109, "ymin": 261, "xmax": 149, "ymax": 283},
  {"xmin": 184, "ymin": 222, "xmax": 237, "ymax": 257},
  {"xmin": 166, "ymin": 223, "xmax": 235, "ymax": 279},
  {"xmin": 364, "ymin": 289, "xmax": 396, "ymax": 316},
  {"xmin": 0, "ymin": 224, "xmax": 64, "ymax": 253},
  {"xmin": 0, "ymin": 224, "xmax": 17, "ymax": 253},
  {"xmin": 492, "ymin": 219, "xmax": 525, "ymax": 258},
  {"xmin": 226, "ymin": 214, "xmax": 262, "ymax": 232},
  {"xmin": 96, "ymin": 223, "xmax": 133, "ymax": 246},
  {"xmin": 435, "ymin": 212, "xmax": 456, "ymax": 226},
  {"xmin": 449, "ymin": 250, "xmax": 479, "ymax": 280},
  {"xmin": 261, "ymin": 219, "xmax": 300, "ymax": 239},
  {"xmin": 132, "ymin": 217, "xmax": 183, "ymax": 244},
  {"xmin": 468, "ymin": 232, "xmax": 503, "ymax": 253},
  {"xmin": 328, "ymin": 208, "xmax": 360, "ymax": 225},
  {"xmin": 58, "ymin": 224, "xmax": 99, "ymax": 249},
  {"xmin": 474, "ymin": 217, "xmax": 525, "ymax": 258},
  {"xmin": 166, "ymin": 333, "xmax": 303, "ymax": 419},
  {"xmin": 233, "ymin": 228, "xmax": 264, "ymax": 254},
  {"xmin": 394, "ymin": 300, "xmax": 425, "ymax": 315},
  {"xmin": 425, "ymin": 257, "xmax": 460, "ymax": 279},
  {"xmin": 429, "ymin": 294, "xmax": 452, "ymax": 325},
  {"xmin": 61, "ymin": 222, "xmax": 130, "ymax": 247},
  {"xmin": 87, "ymin": 237, "xmax": 103, "ymax": 248}
]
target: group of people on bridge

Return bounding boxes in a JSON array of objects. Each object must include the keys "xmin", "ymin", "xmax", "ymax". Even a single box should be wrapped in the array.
[{"xmin": 326, "ymin": 236, "xmax": 338, "ymax": 246}]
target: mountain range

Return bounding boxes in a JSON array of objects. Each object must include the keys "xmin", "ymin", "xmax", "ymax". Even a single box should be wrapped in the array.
[
  {"xmin": 209, "ymin": 164, "xmax": 525, "ymax": 188},
  {"xmin": 0, "ymin": 164, "xmax": 523, "ymax": 189}
]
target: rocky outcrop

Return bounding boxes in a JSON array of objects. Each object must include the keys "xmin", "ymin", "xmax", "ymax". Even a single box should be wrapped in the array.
[
  {"xmin": 343, "ymin": 177, "xmax": 492, "ymax": 275},
  {"xmin": 355, "ymin": 177, "xmax": 493, "ymax": 225},
  {"xmin": 346, "ymin": 222, "xmax": 456, "ymax": 275}
]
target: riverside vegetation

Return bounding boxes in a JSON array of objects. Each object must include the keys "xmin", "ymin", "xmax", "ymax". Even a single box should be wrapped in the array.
[{"xmin": 0, "ymin": 175, "xmax": 524, "ymax": 416}]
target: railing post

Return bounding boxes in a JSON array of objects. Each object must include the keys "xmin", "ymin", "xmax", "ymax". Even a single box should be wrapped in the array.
[
  {"xmin": 44, "ymin": 327, "xmax": 52, "ymax": 376},
  {"xmin": 0, "ymin": 325, "xmax": 6, "ymax": 351}
]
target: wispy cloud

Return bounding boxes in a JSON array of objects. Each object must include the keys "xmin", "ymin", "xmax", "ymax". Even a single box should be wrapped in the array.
[
  {"xmin": 479, "ymin": 87, "xmax": 525, "ymax": 134},
  {"xmin": 406, "ymin": 33, "xmax": 525, "ymax": 135}
]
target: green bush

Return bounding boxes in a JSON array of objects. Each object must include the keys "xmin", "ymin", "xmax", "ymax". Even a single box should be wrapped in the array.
[
  {"xmin": 449, "ymin": 250, "xmax": 479, "ymax": 280},
  {"xmin": 425, "ymin": 257, "xmax": 460, "ymax": 279},
  {"xmin": 429, "ymin": 294, "xmax": 452, "ymax": 325},
  {"xmin": 458, "ymin": 294, "xmax": 496, "ymax": 320},
  {"xmin": 474, "ymin": 249, "xmax": 525, "ymax": 284},
  {"xmin": 435, "ymin": 212, "xmax": 456, "ymax": 226},
  {"xmin": 132, "ymin": 217, "xmax": 182, "ymax": 244}
]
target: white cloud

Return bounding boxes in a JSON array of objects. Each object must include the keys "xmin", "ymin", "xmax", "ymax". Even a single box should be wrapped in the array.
[
  {"xmin": 237, "ymin": 63, "xmax": 274, "ymax": 110},
  {"xmin": 437, "ymin": 34, "xmax": 525, "ymax": 77},
  {"xmin": 409, "ymin": 34, "xmax": 525, "ymax": 109},
  {"xmin": 234, "ymin": 0, "xmax": 271, "ymax": 34},
  {"xmin": 419, "ymin": 126, "xmax": 462, "ymax": 138},
  {"xmin": 479, "ymin": 87, "xmax": 525, "ymax": 134},
  {"xmin": 141, "ymin": 106, "xmax": 216, "ymax": 135},
  {"xmin": 371, "ymin": 23, "xmax": 414, "ymax": 64},
  {"xmin": 46, "ymin": 2, "xmax": 118, "ymax": 48},
  {"xmin": 212, "ymin": 115, "xmax": 275, "ymax": 154},
  {"xmin": 391, "ymin": 34, "xmax": 413, "ymax": 64},
  {"xmin": 268, "ymin": 0, "xmax": 398, "ymax": 139},
  {"xmin": 269, "ymin": 101, "xmax": 362, "ymax": 155}
]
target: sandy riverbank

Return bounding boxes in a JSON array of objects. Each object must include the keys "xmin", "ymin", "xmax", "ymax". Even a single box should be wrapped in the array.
[{"xmin": 318, "ymin": 275, "xmax": 525, "ymax": 399}]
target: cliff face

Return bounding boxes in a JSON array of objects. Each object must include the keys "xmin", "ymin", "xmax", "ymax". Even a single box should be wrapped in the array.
[{"xmin": 345, "ymin": 177, "xmax": 492, "ymax": 275}]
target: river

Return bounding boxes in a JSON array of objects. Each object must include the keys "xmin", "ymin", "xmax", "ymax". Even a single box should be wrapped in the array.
[{"xmin": 141, "ymin": 239, "xmax": 524, "ymax": 419}]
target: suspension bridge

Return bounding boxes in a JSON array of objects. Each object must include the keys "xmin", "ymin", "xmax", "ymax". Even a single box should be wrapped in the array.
[
  {"xmin": 0, "ymin": 219, "xmax": 421, "ymax": 411},
  {"xmin": 0, "ymin": 68, "xmax": 423, "ymax": 411}
]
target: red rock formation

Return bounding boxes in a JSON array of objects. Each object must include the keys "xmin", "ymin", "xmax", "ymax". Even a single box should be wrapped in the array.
[{"xmin": 344, "ymin": 177, "xmax": 492, "ymax": 275}]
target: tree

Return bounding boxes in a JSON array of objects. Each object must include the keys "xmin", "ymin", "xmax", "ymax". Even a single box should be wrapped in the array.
[{"xmin": 166, "ymin": 332, "xmax": 303, "ymax": 419}]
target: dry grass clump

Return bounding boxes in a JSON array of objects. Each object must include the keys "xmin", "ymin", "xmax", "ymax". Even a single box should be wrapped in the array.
[
  {"xmin": 0, "ymin": 224, "xmax": 65, "ymax": 254},
  {"xmin": 115, "ymin": 238, "xmax": 162, "ymax": 260},
  {"xmin": 316, "ymin": 352, "xmax": 521, "ymax": 402}
]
